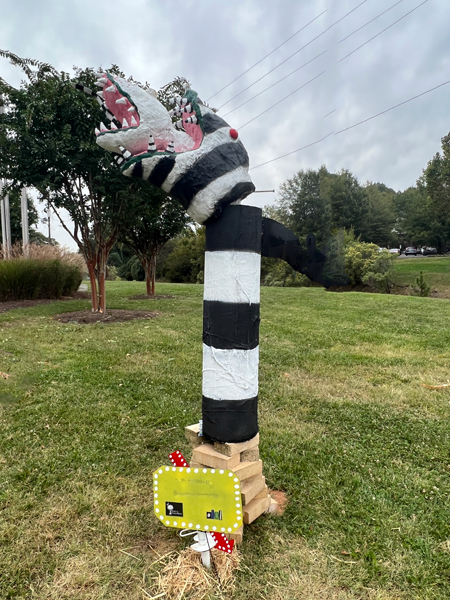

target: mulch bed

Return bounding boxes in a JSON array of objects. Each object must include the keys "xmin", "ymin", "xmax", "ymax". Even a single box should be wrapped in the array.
[
  {"xmin": 53, "ymin": 309, "xmax": 160, "ymax": 324},
  {"xmin": 0, "ymin": 293, "xmax": 160, "ymax": 323}
]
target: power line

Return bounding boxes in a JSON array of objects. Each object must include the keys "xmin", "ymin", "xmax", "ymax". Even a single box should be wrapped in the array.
[
  {"xmin": 239, "ymin": 71, "xmax": 326, "ymax": 130},
  {"xmin": 338, "ymin": 0, "xmax": 405, "ymax": 43},
  {"xmin": 223, "ymin": 0, "xmax": 399, "ymax": 121},
  {"xmin": 217, "ymin": 0, "xmax": 370, "ymax": 110},
  {"xmin": 249, "ymin": 133, "xmax": 335, "ymax": 170},
  {"xmin": 222, "ymin": 51, "xmax": 327, "ymax": 118},
  {"xmin": 206, "ymin": 10, "xmax": 327, "ymax": 102},
  {"xmin": 338, "ymin": 0, "xmax": 429, "ymax": 63},
  {"xmin": 230, "ymin": 0, "xmax": 429, "ymax": 131},
  {"xmin": 249, "ymin": 78, "xmax": 450, "ymax": 171},
  {"xmin": 334, "ymin": 78, "xmax": 450, "ymax": 134}
]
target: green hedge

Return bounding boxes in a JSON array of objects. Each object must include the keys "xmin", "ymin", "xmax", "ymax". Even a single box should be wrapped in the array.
[{"xmin": 0, "ymin": 258, "xmax": 82, "ymax": 301}]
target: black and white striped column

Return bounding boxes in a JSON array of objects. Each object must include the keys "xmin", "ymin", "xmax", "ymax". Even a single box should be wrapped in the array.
[{"xmin": 202, "ymin": 205, "xmax": 261, "ymax": 443}]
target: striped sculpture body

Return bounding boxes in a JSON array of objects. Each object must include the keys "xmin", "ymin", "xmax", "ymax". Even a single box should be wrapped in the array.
[
  {"xmin": 203, "ymin": 205, "xmax": 261, "ymax": 442},
  {"xmin": 82, "ymin": 73, "xmax": 333, "ymax": 444}
]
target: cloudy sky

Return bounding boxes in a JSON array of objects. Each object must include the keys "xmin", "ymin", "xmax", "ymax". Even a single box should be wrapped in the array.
[{"xmin": 2, "ymin": 0, "xmax": 449, "ymax": 246}]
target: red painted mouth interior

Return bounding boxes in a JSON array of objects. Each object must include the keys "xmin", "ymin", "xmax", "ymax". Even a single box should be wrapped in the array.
[
  {"xmin": 103, "ymin": 77, "xmax": 140, "ymax": 129},
  {"xmin": 100, "ymin": 75, "xmax": 204, "ymax": 156}
]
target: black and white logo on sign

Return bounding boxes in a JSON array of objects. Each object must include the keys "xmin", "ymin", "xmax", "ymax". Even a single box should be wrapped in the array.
[{"xmin": 165, "ymin": 501, "xmax": 183, "ymax": 517}]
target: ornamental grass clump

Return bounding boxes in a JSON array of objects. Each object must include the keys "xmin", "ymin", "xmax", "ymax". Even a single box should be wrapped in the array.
[{"xmin": 0, "ymin": 243, "xmax": 84, "ymax": 300}]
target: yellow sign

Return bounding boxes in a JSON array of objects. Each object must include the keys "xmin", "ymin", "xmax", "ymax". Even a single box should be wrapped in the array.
[{"xmin": 153, "ymin": 466, "xmax": 242, "ymax": 533}]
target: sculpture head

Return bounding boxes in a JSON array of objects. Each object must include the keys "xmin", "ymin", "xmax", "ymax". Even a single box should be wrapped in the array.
[{"xmin": 94, "ymin": 73, "xmax": 255, "ymax": 224}]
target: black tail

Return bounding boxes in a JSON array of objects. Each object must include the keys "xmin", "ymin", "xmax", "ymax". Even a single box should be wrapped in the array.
[{"xmin": 261, "ymin": 218, "xmax": 348, "ymax": 287}]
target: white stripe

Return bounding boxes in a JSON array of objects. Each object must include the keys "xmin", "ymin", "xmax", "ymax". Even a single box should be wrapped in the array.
[
  {"xmin": 186, "ymin": 166, "xmax": 253, "ymax": 224},
  {"xmin": 204, "ymin": 251, "xmax": 260, "ymax": 304},
  {"xmin": 202, "ymin": 345, "xmax": 259, "ymax": 401}
]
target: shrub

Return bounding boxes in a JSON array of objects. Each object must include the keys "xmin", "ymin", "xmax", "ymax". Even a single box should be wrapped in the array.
[
  {"xmin": 0, "ymin": 244, "xmax": 84, "ymax": 300},
  {"xmin": 345, "ymin": 241, "xmax": 395, "ymax": 291}
]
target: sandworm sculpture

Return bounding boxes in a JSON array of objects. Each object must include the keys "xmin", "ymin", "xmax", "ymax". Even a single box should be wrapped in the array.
[{"xmin": 75, "ymin": 74, "xmax": 339, "ymax": 444}]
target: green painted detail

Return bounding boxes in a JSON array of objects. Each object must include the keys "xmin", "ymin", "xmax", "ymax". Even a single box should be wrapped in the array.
[{"xmin": 184, "ymin": 89, "xmax": 204, "ymax": 131}]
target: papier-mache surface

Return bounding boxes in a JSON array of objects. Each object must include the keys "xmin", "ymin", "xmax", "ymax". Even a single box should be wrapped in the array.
[
  {"xmin": 202, "ymin": 345, "xmax": 259, "ymax": 400},
  {"xmin": 204, "ymin": 251, "xmax": 261, "ymax": 304}
]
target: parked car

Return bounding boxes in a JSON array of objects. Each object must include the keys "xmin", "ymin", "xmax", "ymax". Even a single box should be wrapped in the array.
[
  {"xmin": 404, "ymin": 247, "xmax": 417, "ymax": 256},
  {"xmin": 421, "ymin": 247, "xmax": 437, "ymax": 255},
  {"xmin": 389, "ymin": 248, "xmax": 400, "ymax": 255}
]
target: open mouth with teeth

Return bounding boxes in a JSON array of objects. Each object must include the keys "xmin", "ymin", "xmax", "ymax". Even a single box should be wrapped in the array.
[{"xmin": 95, "ymin": 73, "xmax": 205, "ymax": 168}]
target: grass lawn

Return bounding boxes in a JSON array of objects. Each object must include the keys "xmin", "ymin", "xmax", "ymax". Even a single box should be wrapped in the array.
[
  {"xmin": 392, "ymin": 256, "xmax": 450, "ymax": 296},
  {"xmin": 1, "ymin": 281, "xmax": 450, "ymax": 599}
]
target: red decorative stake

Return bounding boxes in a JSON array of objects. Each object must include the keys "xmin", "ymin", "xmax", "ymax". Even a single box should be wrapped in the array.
[
  {"xmin": 169, "ymin": 450, "xmax": 189, "ymax": 467},
  {"xmin": 210, "ymin": 532, "xmax": 235, "ymax": 554},
  {"xmin": 229, "ymin": 128, "xmax": 239, "ymax": 140}
]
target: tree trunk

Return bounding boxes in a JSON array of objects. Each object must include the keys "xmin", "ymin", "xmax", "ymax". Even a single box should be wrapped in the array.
[
  {"xmin": 97, "ymin": 247, "xmax": 108, "ymax": 313},
  {"xmin": 143, "ymin": 253, "xmax": 157, "ymax": 296},
  {"xmin": 87, "ymin": 262, "xmax": 98, "ymax": 312}
]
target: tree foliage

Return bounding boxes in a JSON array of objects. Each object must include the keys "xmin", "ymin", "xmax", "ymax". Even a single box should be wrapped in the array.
[{"xmin": 118, "ymin": 187, "xmax": 189, "ymax": 295}]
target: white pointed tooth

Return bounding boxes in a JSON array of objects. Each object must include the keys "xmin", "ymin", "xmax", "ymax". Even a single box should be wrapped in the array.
[
  {"xmin": 115, "ymin": 97, "xmax": 127, "ymax": 105},
  {"xmin": 168, "ymin": 109, "xmax": 175, "ymax": 117},
  {"xmin": 181, "ymin": 97, "xmax": 188, "ymax": 105},
  {"xmin": 105, "ymin": 85, "xmax": 116, "ymax": 93},
  {"xmin": 127, "ymin": 106, "xmax": 135, "ymax": 112},
  {"xmin": 96, "ymin": 91, "xmax": 104, "ymax": 98},
  {"xmin": 110, "ymin": 122, "xmax": 117, "ymax": 130},
  {"xmin": 100, "ymin": 122, "xmax": 108, "ymax": 132},
  {"xmin": 166, "ymin": 141, "xmax": 175, "ymax": 153},
  {"xmin": 175, "ymin": 119, "xmax": 183, "ymax": 129},
  {"xmin": 95, "ymin": 128, "xmax": 101, "ymax": 135},
  {"xmin": 148, "ymin": 135, "xmax": 156, "ymax": 151},
  {"xmin": 130, "ymin": 116, "xmax": 138, "ymax": 126},
  {"xmin": 122, "ymin": 118, "xmax": 129, "ymax": 127},
  {"xmin": 95, "ymin": 77, "xmax": 107, "ymax": 86},
  {"xmin": 175, "ymin": 95, "xmax": 181, "ymax": 104}
]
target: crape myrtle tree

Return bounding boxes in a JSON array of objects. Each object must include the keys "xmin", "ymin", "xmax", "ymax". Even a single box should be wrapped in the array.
[
  {"xmin": 0, "ymin": 52, "xmax": 189, "ymax": 311},
  {"xmin": 0, "ymin": 52, "xmax": 135, "ymax": 311},
  {"xmin": 118, "ymin": 187, "xmax": 189, "ymax": 295}
]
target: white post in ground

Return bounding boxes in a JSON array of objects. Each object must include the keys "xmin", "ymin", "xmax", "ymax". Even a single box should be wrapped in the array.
[
  {"xmin": 21, "ymin": 187, "xmax": 29, "ymax": 256},
  {"xmin": 0, "ymin": 180, "xmax": 11, "ymax": 259},
  {"xmin": 0, "ymin": 98, "xmax": 12, "ymax": 259}
]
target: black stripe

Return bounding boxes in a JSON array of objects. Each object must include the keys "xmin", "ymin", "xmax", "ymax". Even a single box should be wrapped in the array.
[
  {"xmin": 170, "ymin": 141, "xmax": 250, "ymax": 209},
  {"xmin": 202, "ymin": 112, "xmax": 230, "ymax": 134},
  {"xmin": 73, "ymin": 83, "xmax": 93, "ymax": 96},
  {"xmin": 203, "ymin": 181, "xmax": 255, "ymax": 224},
  {"xmin": 148, "ymin": 156, "xmax": 176, "ymax": 187},
  {"xmin": 131, "ymin": 160, "xmax": 143, "ymax": 179},
  {"xmin": 202, "ymin": 396, "xmax": 258, "ymax": 443},
  {"xmin": 205, "ymin": 204, "xmax": 262, "ymax": 253},
  {"xmin": 203, "ymin": 301, "xmax": 260, "ymax": 350}
]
